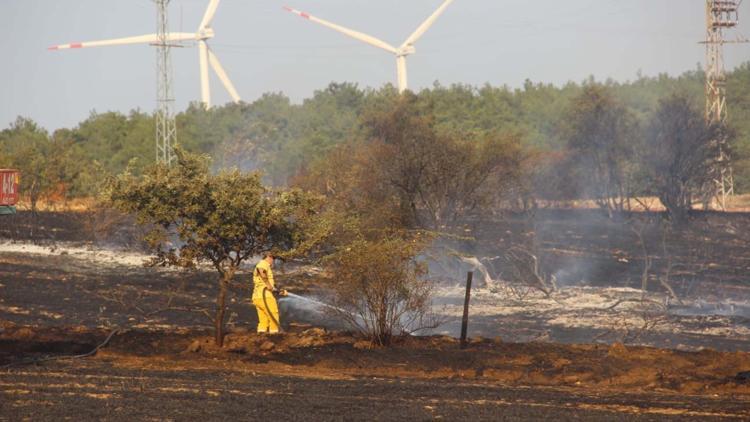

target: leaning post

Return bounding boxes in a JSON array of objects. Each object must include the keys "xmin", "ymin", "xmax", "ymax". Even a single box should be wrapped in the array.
[{"xmin": 460, "ymin": 271, "xmax": 473, "ymax": 349}]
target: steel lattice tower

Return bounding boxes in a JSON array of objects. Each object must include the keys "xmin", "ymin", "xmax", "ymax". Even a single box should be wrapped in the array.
[
  {"xmin": 155, "ymin": 0, "xmax": 177, "ymax": 165},
  {"xmin": 704, "ymin": 0, "xmax": 747, "ymax": 208}
]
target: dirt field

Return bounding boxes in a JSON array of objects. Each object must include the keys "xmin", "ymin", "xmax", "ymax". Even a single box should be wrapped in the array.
[{"xmin": 1, "ymin": 210, "xmax": 750, "ymax": 420}]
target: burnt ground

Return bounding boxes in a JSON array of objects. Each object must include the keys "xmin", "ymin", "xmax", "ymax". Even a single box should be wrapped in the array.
[
  {"xmin": 1, "ymin": 210, "xmax": 750, "ymax": 420},
  {"xmin": 2, "ymin": 362, "xmax": 749, "ymax": 421},
  {"xmin": 463, "ymin": 209, "xmax": 750, "ymax": 294},
  {"xmin": 1, "ymin": 325, "xmax": 750, "ymax": 421}
]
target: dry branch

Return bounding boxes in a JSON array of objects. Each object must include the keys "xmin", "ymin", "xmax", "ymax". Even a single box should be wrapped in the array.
[{"xmin": 1, "ymin": 328, "xmax": 121, "ymax": 369}]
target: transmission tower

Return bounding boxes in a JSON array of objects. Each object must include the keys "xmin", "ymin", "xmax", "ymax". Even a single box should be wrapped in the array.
[
  {"xmin": 154, "ymin": 0, "xmax": 177, "ymax": 165},
  {"xmin": 703, "ymin": 0, "xmax": 747, "ymax": 209}
]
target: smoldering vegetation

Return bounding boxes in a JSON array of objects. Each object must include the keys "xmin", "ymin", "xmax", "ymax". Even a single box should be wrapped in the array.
[
  {"xmin": 418, "ymin": 210, "xmax": 750, "ymax": 350},
  {"xmin": 283, "ymin": 89, "xmax": 750, "ymax": 350},
  {"xmin": 2, "ymin": 78, "xmax": 750, "ymax": 350},
  {"xmin": 2, "ymin": 207, "xmax": 749, "ymax": 351}
]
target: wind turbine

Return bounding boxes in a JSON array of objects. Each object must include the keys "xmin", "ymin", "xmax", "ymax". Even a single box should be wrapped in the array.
[
  {"xmin": 49, "ymin": 0, "xmax": 240, "ymax": 108},
  {"xmin": 284, "ymin": 0, "xmax": 454, "ymax": 93}
]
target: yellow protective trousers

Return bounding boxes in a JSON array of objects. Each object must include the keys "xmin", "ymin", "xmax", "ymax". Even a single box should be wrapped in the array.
[{"xmin": 253, "ymin": 289, "xmax": 280, "ymax": 333}]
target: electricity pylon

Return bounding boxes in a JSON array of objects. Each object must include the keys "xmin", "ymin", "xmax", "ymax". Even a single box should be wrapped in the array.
[
  {"xmin": 703, "ymin": 0, "xmax": 747, "ymax": 209},
  {"xmin": 155, "ymin": 0, "xmax": 177, "ymax": 165}
]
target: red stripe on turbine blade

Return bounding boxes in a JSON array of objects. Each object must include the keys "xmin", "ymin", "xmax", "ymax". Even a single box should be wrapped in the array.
[
  {"xmin": 301, "ymin": 12, "xmax": 310, "ymax": 19},
  {"xmin": 47, "ymin": 46, "xmax": 59, "ymax": 50},
  {"xmin": 283, "ymin": 6, "xmax": 292, "ymax": 12},
  {"xmin": 70, "ymin": 43, "xmax": 83, "ymax": 48}
]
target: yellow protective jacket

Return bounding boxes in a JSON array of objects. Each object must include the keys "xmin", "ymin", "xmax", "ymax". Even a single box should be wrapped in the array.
[{"xmin": 252, "ymin": 259, "xmax": 275, "ymax": 300}]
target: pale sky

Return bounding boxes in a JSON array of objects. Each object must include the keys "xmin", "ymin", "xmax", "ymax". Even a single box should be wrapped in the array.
[{"xmin": 2, "ymin": 0, "xmax": 749, "ymax": 131}]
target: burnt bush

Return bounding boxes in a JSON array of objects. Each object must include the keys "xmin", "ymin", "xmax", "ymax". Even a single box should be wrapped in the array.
[
  {"xmin": 294, "ymin": 93, "xmax": 524, "ymax": 232},
  {"xmin": 325, "ymin": 237, "xmax": 434, "ymax": 346},
  {"xmin": 642, "ymin": 95, "xmax": 723, "ymax": 223}
]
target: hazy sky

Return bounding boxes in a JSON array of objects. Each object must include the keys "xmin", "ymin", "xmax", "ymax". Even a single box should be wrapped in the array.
[{"xmin": 2, "ymin": 0, "xmax": 749, "ymax": 131}]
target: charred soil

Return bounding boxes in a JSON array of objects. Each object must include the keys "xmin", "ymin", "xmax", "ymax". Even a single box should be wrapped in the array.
[
  {"xmin": 2, "ymin": 210, "xmax": 750, "ymax": 419},
  {"xmin": 2, "ymin": 324, "xmax": 750, "ymax": 420}
]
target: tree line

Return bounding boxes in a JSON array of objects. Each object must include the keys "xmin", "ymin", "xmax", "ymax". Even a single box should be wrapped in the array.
[{"xmin": 2, "ymin": 63, "xmax": 750, "ymax": 215}]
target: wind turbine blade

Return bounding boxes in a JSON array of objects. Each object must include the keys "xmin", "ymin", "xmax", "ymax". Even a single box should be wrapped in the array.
[
  {"xmin": 402, "ymin": 0, "xmax": 454, "ymax": 47},
  {"xmin": 199, "ymin": 0, "xmax": 221, "ymax": 30},
  {"xmin": 283, "ymin": 6, "xmax": 397, "ymax": 54},
  {"xmin": 48, "ymin": 32, "xmax": 198, "ymax": 50},
  {"xmin": 199, "ymin": 41, "xmax": 211, "ymax": 108},
  {"xmin": 48, "ymin": 34, "xmax": 159, "ymax": 50},
  {"xmin": 207, "ymin": 47, "xmax": 241, "ymax": 103}
]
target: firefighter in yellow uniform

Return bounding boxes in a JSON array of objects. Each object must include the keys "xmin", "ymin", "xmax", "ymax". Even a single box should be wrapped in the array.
[{"xmin": 252, "ymin": 253, "xmax": 286, "ymax": 334}]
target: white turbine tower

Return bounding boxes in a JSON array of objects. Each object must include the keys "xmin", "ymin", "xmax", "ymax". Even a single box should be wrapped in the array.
[
  {"xmin": 284, "ymin": 0, "xmax": 454, "ymax": 93},
  {"xmin": 49, "ymin": 0, "xmax": 240, "ymax": 108}
]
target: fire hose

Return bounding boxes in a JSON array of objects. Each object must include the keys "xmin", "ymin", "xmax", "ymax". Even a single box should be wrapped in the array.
[{"xmin": 262, "ymin": 286, "xmax": 287, "ymax": 332}]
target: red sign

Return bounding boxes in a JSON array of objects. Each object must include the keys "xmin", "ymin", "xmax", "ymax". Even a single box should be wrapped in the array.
[{"xmin": 0, "ymin": 170, "xmax": 19, "ymax": 206}]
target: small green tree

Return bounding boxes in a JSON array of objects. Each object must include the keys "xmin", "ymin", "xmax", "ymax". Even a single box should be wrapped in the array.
[
  {"xmin": 0, "ymin": 117, "xmax": 66, "ymax": 212},
  {"xmin": 105, "ymin": 149, "xmax": 318, "ymax": 346}
]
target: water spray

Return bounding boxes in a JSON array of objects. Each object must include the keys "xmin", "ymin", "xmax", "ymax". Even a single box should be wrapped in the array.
[{"xmin": 284, "ymin": 292, "xmax": 347, "ymax": 314}]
